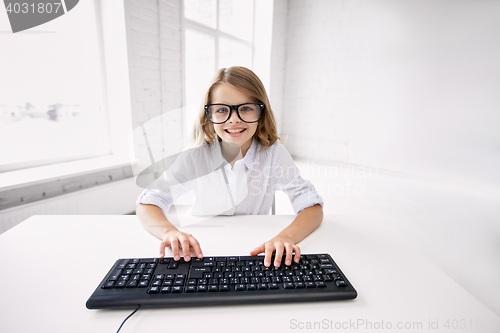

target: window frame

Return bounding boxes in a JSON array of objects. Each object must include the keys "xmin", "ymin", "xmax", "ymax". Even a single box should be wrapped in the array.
[
  {"xmin": 0, "ymin": 0, "xmax": 132, "ymax": 174},
  {"xmin": 183, "ymin": 0, "xmax": 256, "ymax": 72}
]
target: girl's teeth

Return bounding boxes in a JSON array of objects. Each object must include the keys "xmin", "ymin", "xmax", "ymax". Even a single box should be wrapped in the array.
[{"xmin": 227, "ymin": 129, "xmax": 244, "ymax": 133}]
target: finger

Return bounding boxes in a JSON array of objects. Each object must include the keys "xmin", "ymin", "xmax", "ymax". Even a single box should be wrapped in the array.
[
  {"xmin": 274, "ymin": 243, "xmax": 284, "ymax": 268},
  {"xmin": 293, "ymin": 245, "xmax": 301, "ymax": 263},
  {"xmin": 284, "ymin": 243, "xmax": 294, "ymax": 266},
  {"xmin": 250, "ymin": 243, "xmax": 265, "ymax": 256},
  {"xmin": 170, "ymin": 238, "xmax": 180, "ymax": 261},
  {"xmin": 264, "ymin": 244, "xmax": 274, "ymax": 267},
  {"xmin": 178, "ymin": 235, "xmax": 191, "ymax": 261},
  {"xmin": 159, "ymin": 240, "xmax": 168, "ymax": 258},
  {"xmin": 188, "ymin": 235, "xmax": 203, "ymax": 259}
]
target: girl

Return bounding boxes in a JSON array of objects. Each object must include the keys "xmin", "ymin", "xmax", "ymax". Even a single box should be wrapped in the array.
[{"xmin": 136, "ymin": 66, "xmax": 323, "ymax": 268}]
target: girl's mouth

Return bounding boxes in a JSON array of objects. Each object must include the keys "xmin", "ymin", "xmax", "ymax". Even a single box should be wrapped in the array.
[{"xmin": 224, "ymin": 128, "xmax": 246, "ymax": 137}]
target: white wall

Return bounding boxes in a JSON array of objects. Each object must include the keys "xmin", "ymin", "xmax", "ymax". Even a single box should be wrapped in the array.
[
  {"xmin": 275, "ymin": 0, "xmax": 500, "ymax": 316},
  {"xmin": 280, "ymin": 0, "xmax": 500, "ymax": 189}
]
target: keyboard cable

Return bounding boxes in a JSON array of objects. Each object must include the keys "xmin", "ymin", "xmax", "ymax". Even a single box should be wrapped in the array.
[{"xmin": 116, "ymin": 304, "xmax": 141, "ymax": 333}]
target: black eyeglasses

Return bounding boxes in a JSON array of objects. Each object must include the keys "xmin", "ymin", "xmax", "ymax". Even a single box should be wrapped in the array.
[{"xmin": 204, "ymin": 103, "xmax": 265, "ymax": 124}]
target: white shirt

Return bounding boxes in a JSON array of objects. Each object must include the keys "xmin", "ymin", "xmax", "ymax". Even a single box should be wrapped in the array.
[{"xmin": 137, "ymin": 139, "xmax": 323, "ymax": 216}]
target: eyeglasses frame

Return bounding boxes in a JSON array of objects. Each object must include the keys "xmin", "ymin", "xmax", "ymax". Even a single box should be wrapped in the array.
[{"xmin": 204, "ymin": 103, "xmax": 265, "ymax": 124}]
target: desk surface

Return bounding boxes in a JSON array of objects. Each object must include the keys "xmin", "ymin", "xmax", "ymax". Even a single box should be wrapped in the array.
[{"xmin": 1, "ymin": 215, "xmax": 499, "ymax": 333}]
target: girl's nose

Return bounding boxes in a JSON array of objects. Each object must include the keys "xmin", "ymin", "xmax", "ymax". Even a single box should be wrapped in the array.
[{"xmin": 228, "ymin": 109, "xmax": 241, "ymax": 123}]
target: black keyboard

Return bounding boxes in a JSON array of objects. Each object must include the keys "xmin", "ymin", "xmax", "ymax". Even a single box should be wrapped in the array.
[{"xmin": 86, "ymin": 253, "xmax": 357, "ymax": 309}]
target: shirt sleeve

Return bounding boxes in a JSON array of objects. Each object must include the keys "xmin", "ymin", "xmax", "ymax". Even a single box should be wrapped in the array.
[
  {"xmin": 136, "ymin": 169, "xmax": 191, "ymax": 215},
  {"xmin": 272, "ymin": 143, "xmax": 324, "ymax": 214},
  {"xmin": 136, "ymin": 149, "xmax": 199, "ymax": 215}
]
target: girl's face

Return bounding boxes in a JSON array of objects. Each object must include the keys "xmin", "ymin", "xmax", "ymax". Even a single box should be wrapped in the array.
[{"xmin": 210, "ymin": 83, "xmax": 259, "ymax": 154}]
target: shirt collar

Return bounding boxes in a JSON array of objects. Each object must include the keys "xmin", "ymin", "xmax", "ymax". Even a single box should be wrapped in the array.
[
  {"xmin": 242, "ymin": 139, "xmax": 260, "ymax": 170},
  {"xmin": 210, "ymin": 139, "xmax": 261, "ymax": 170}
]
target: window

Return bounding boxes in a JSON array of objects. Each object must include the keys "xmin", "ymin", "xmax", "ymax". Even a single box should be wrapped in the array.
[
  {"xmin": 0, "ymin": 1, "xmax": 116, "ymax": 173},
  {"xmin": 182, "ymin": 0, "xmax": 257, "ymax": 139}
]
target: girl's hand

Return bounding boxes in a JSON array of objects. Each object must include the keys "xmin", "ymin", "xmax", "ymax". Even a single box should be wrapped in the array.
[
  {"xmin": 250, "ymin": 236, "xmax": 301, "ymax": 268},
  {"xmin": 160, "ymin": 229, "xmax": 203, "ymax": 261}
]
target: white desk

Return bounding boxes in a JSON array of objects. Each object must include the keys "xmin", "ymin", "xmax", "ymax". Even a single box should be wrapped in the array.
[{"xmin": 1, "ymin": 215, "xmax": 499, "ymax": 332}]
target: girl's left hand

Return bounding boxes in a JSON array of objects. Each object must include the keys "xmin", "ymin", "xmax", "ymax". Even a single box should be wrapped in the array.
[{"xmin": 250, "ymin": 236, "xmax": 301, "ymax": 268}]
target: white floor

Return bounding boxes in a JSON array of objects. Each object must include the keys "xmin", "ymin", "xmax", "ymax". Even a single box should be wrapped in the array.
[{"xmin": 274, "ymin": 159, "xmax": 500, "ymax": 317}]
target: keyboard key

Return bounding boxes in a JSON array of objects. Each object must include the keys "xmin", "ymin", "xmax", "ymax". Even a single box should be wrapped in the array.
[
  {"xmin": 108, "ymin": 270, "xmax": 121, "ymax": 281},
  {"xmin": 283, "ymin": 283, "xmax": 295, "ymax": 289},
  {"xmin": 197, "ymin": 285, "xmax": 208, "ymax": 292},
  {"xmin": 126, "ymin": 280, "xmax": 138, "ymax": 288},
  {"xmin": 335, "ymin": 280, "xmax": 347, "ymax": 287},
  {"xmin": 269, "ymin": 283, "xmax": 279, "ymax": 290},
  {"xmin": 115, "ymin": 280, "xmax": 127, "ymax": 288},
  {"xmin": 257, "ymin": 284, "xmax": 268, "ymax": 290},
  {"xmin": 160, "ymin": 286, "xmax": 171, "ymax": 293},
  {"xmin": 138, "ymin": 280, "xmax": 149, "ymax": 288},
  {"xmin": 235, "ymin": 284, "xmax": 246, "ymax": 291},
  {"xmin": 140, "ymin": 258, "xmax": 157, "ymax": 263},
  {"xmin": 208, "ymin": 285, "xmax": 219, "ymax": 292},
  {"xmin": 147, "ymin": 286, "xmax": 159, "ymax": 294},
  {"xmin": 102, "ymin": 281, "xmax": 115, "ymax": 289}
]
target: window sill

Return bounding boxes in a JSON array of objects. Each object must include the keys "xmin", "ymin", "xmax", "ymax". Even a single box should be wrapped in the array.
[{"xmin": 0, "ymin": 155, "xmax": 135, "ymax": 210}]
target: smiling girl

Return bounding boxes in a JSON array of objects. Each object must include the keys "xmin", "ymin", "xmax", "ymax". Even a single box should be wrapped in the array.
[{"xmin": 137, "ymin": 66, "xmax": 323, "ymax": 268}]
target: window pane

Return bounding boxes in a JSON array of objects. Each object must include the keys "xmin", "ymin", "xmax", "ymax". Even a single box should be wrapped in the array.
[
  {"xmin": 219, "ymin": 0, "xmax": 254, "ymax": 41},
  {"xmin": 184, "ymin": 29, "xmax": 216, "ymax": 140},
  {"xmin": 218, "ymin": 37, "xmax": 252, "ymax": 70},
  {"xmin": 183, "ymin": 0, "xmax": 217, "ymax": 29},
  {"xmin": 0, "ymin": 1, "xmax": 108, "ymax": 171}
]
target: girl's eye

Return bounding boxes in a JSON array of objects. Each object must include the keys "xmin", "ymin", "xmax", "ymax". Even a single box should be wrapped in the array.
[
  {"xmin": 215, "ymin": 107, "xmax": 228, "ymax": 113},
  {"xmin": 240, "ymin": 106, "xmax": 254, "ymax": 112}
]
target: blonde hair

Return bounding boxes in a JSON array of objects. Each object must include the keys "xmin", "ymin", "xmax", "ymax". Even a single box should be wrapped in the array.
[{"xmin": 192, "ymin": 66, "xmax": 279, "ymax": 151}]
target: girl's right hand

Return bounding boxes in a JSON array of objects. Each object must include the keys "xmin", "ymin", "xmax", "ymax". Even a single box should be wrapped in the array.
[{"xmin": 159, "ymin": 229, "xmax": 203, "ymax": 261}]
